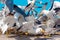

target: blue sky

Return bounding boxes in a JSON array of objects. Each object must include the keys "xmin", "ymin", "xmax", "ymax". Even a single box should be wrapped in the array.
[
  {"xmin": 0, "ymin": 0, "xmax": 60, "ymax": 11},
  {"xmin": 0, "ymin": 0, "xmax": 60, "ymax": 18},
  {"xmin": 0, "ymin": 2, "xmax": 4, "ymax": 10}
]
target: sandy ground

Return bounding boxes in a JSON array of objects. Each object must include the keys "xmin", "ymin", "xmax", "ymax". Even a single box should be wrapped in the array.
[{"xmin": 0, "ymin": 35, "xmax": 60, "ymax": 40}]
